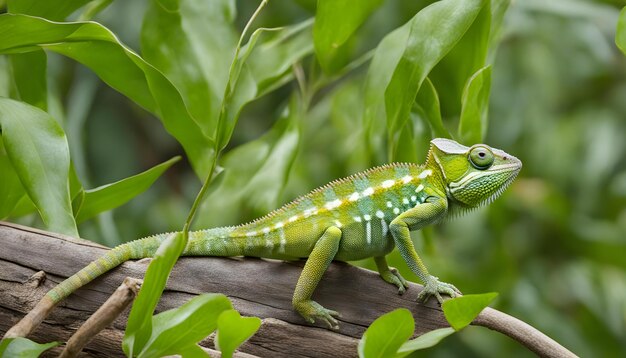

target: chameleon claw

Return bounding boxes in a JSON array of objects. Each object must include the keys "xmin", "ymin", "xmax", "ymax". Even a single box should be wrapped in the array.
[
  {"xmin": 294, "ymin": 300, "xmax": 341, "ymax": 330},
  {"xmin": 417, "ymin": 275, "xmax": 459, "ymax": 304},
  {"xmin": 379, "ymin": 266, "xmax": 410, "ymax": 295}
]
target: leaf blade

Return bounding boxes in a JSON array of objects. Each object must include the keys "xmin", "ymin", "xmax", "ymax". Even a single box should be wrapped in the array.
[
  {"xmin": 0, "ymin": 13, "xmax": 214, "ymax": 177},
  {"xmin": 0, "ymin": 98, "xmax": 78, "ymax": 236},
  {"xmin": 313, "ymin": 0, "xmax": 383, "ymax": 72},
  {"xmin": 396, "ymin": 327, "xmax": 456, "ymax": 356},
  {"xmin": 442, "ymin": 292, "xmax": 498, "ymax": 331},
  {"xmin": 138, "ymin": 294, "xmax": 233, "ymax": 358},
  {"xmin": 358, "ymin": 308, "xmax": 414, "ymax": 358},
  {"xmin": 215, "ymin": 309, "xmax": 261, "ymax": 358},
  {"xmin": 123, "ymin": 232, "xmax": 188, "ymax": 356},
  {"xmin": 75, "ymin": 156, "xmax": 181, "ymax": 224},
  {"xmin": 0, "ymin": 337, "xmax": 59, "ymax": 357},
  {"xmin": 383, "ymin": 0, "xmax": 486, "ymax": 142},
  {"xmin": 457, "ymin": 65, "xmax": 492, "ymax": 144}
]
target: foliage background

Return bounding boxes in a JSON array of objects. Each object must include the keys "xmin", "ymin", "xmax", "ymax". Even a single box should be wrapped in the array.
[{"xmin": 1, "ymin": 0, "xmax": 625, "ymax": 356}]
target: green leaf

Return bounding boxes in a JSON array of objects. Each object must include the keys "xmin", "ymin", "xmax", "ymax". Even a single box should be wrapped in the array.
[
  {"xmin": 396, "ymin": 327, "xmax": 456, "ymax": 356},
  {"xmin": 74, "ymin": 156, "xmax": 180, "ymax": 224},
  {"xmin": 428, "ymin": 1, "xmax": 492, "ymax": 116},
  {"xmin": 0, "ymin": 98, "xmax": 78, "ymax": 236},
  {"xmin": 617, "ymin": 6, "xmax": 626, "ymax": 55},
  {"xmin": 414, "ymin": 77, "xmax": 451, "ymax": 139},
  {"xmin": 177, "ymin": 344, "xmax": 210, "ymax": 358},
  {"xmin": 0, "ymin": 155, "xmax": 27, "ymax": 219},
  {"xmin": 215, "ymin": 310, "xmax": 261, "ymax": 358},
  {"xmin": 363, "ymin": 21, "xmax": 408, "ymax": 150},
  {"xmin": 138, "ymin": 294, "xmax": 233, "ymax": 358},
  {"xmin": 457, "ymin": 65, "xmax": 492, "ymax": 145},
  {"xmin": 195, "ymin": 95, "xmax": 301, "ymax": 228},
  {"xmin": 0, "ymin": 13, "xmax": 213, "ymax": 177},
  {"xmin": 141, "ymin": 0, "xmax": 237, "ymax": 138},
  {"xmin": 313, "ymin": 0, "xmax": 383, "ymax": 73},
  {"xmin": 358, "ymin": 308, "xmax": 414, "ymax": 358},
  {"xmin": 383, "ymin": 0, "xmax": 486, "ymax": 139},
  {"xmin": 216, "ymin": 20, "xmax": 313, "ymax": 151},
  {"xmin": 245, "ymin": 20, "xmax": 314, "ymax": 96},
  {"xmin": 9, "ymin": 50, "xmax": 47, "ymax": 110},
  {"xmin": 0, "ymin": 337, "xmax": 59, "ymax": 357},
  {"xmin": 123, "ymin": 232, "xmax": 188, "ymax": 356},
  {"xmin": 7, "ymin": 0, "xmax": 91, "ymax": 21},
  {"xmin": 442, "ymin": 292, "xmax": 498, "ymax": 331}
]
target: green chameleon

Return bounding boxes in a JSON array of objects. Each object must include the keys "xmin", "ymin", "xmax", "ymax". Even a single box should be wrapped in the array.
[{"xmin": 9, "ymin": 138, "xmax": 521, "ymax": 332}]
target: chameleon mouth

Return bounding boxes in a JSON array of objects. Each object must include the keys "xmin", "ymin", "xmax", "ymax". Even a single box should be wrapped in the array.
[
  {"xmin": 446, "ymin": 163, "xmax": 521, "ymax": 217},
  {"xmin": 477, "ymin": 167, "xmax": 520, "ymax": 208}
]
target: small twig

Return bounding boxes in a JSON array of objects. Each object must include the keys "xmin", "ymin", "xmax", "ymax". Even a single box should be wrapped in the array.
[
  {"xmin": 474, "ymin": 307, "xmax": 578, "ymax": 358},
  {"xmin": 59, "ymin": 277, "xmax": 142, "ymax": 358}
]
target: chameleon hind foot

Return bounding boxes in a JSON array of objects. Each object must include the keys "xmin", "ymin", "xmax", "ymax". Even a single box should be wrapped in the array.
[
  {"xmin": 294, "ymin": 300, "xmax": 340, "ymax": 330},
  {"xmin": 417, "ymin": 275, "xmax": 461, "ymax": 304},
  {"xmin": 379, "ymin": 267, "xmax": 409, "ymax": 295},
  {"xmin": 374, "ymin": 257, "xmax": 409, "ymax": 294}
]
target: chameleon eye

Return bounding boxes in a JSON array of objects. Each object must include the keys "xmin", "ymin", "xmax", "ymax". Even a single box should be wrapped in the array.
[{"xmin": 468, "ymin": 146, "xmax": 494, "ymax": 170}]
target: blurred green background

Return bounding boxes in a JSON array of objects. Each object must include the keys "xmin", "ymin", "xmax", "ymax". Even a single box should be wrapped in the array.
[{"xmin": 2, "ymin": 0, "xmax": 626, "ymax": 356}]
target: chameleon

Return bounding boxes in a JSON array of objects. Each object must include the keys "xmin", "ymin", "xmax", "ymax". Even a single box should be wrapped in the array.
[{"xmin": 6, "ymin": 138, "xmax": 521, "ymax": 333}]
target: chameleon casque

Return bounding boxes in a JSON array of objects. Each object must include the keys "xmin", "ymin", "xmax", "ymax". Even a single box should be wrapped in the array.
[{"xmin": 9, "ymin": 138, "xmax": 521, "ymax": 332}]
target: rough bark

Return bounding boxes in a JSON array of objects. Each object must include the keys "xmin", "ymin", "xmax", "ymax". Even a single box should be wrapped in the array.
[{"xmin": 0, "ymin": 222, "xmax": 576, "ymax": 357}]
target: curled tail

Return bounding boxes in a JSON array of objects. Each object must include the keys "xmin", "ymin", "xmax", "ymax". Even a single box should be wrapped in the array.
[{"xmin": 46, "ymin": 234, "xmax": 169, "ymax": 303}]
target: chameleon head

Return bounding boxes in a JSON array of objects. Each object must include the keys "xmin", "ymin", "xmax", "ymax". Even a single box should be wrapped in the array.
[{"xmin": 427, "ymin": 138, "xmax": 522, "ymax": 209}]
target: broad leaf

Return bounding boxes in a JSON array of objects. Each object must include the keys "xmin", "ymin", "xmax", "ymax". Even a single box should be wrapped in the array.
[
  {"xmin": 138, "ymin": 294, "xmax": 232, "ymax": 358},
  {"xmin": 7, "ymin": 0, "xmax": 91, "ymax": 21},
  {"xmin": 0, "ymin": 155, "xmax": 27, "ymax": 219},
  {"xmin": 0, "ymin": 98, "xmax": 78, "ymax": 236},
  {"xmin": 215, "ymin": 310, "xmax": 261, "ymax": 358},
  {"xmin": 216, "ymin": 20, "xmax": 313, "ymax": 151},
  {"xmin": 9, "ymin": 50, "xmax": 47, "ymax": 110},
  {"xmin": 141, "ymin": 0, "xmax": 237, "ymax": 137},
  {"xmin": 457, "ymin": 65, "xmax": 492, "ymax": 144},
  {"xmin": 429, "ymin": 1, "xmax": 492, "ymax": 116},
  {"xmin": 363, "ymin": 21, "xmax": 408, "ymax": 154},
  {"xmin": 358, "ymin": 308, "xmax": 414, "ymax": 358},
  {"xmin": 442, "ymin": 292, "xmax": 498, "ymax": 331},
  {"xmin": 384, "ymin": 0, "xmax": 485, "ymax": 138},
  {"xmin": 74, "ymin": 156, "xmax": 181, "ymax": 224},
  {"xmin": 314, "ymin": 0, "xmax": 383, "ymax": 73},
  {"xmin": 123, "ymin": 232, "xmax": 187, "ymax": 356},
  {"xmin": 414, "ymin": 77, "xmax": 451, "ymax": 139},
  {"xmin": 177, "ymin": 344, "xmax": 210, "ymax": 358},
  {"xmin": 0, "ymin": 14, "xmax": 213, "ymax": 177},
  {"xmin": 0, "ymin": 337, "xmax": 59, "ymax": 357},
  {"xmin": 196, "ymin": 95, "xmax": 301, "ymax": 228},
  {"xmin": 396, "ymin": 327, "xmax": 456, "ymax": 356}
]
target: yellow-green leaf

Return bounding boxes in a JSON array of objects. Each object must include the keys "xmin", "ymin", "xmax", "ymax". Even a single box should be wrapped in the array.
[
  {"xmin": 442, "ymin": 292, "xmax": 498, "ymax": 331},
  {"xmin": 358, "ymin": 308, "xmax": 414, "ymax": 358}
]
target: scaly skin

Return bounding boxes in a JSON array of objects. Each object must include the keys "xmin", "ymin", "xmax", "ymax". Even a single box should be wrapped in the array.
[{"xmin": 21, "ymin": 138, "xmax": 522, "ymax": 331}]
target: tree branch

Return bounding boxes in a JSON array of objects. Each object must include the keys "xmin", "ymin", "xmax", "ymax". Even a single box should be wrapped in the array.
[{"xmin": 0, "ymin": 221, "xmax": 576, "ymax": 357}]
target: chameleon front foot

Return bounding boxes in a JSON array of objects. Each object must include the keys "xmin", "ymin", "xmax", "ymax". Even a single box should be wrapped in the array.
[
  {"xmin": 417, "ymin": 275, "xmax": 461, "ymax": 304},
  {"xmin": 294, "ymin": 300, "xmax": 341, "ymax": 330},
  {"xmin": 379, "ymin": 267, "xmax": 409, "ymax": 295}
]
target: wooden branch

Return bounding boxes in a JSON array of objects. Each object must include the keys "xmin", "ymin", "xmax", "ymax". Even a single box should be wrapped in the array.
[{"xmin": 0, "ymin": 221, "xmax": 576, "ymax": 357}]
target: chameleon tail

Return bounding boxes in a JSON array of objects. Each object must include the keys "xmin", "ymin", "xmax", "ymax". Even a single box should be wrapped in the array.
[
  {"xmin": 4, "ymin": 229, "xmax": 238, "ymax": 339},
  {"xmin": 46, "ymin": 233, "xmax": 168, "ymax": 304}
]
